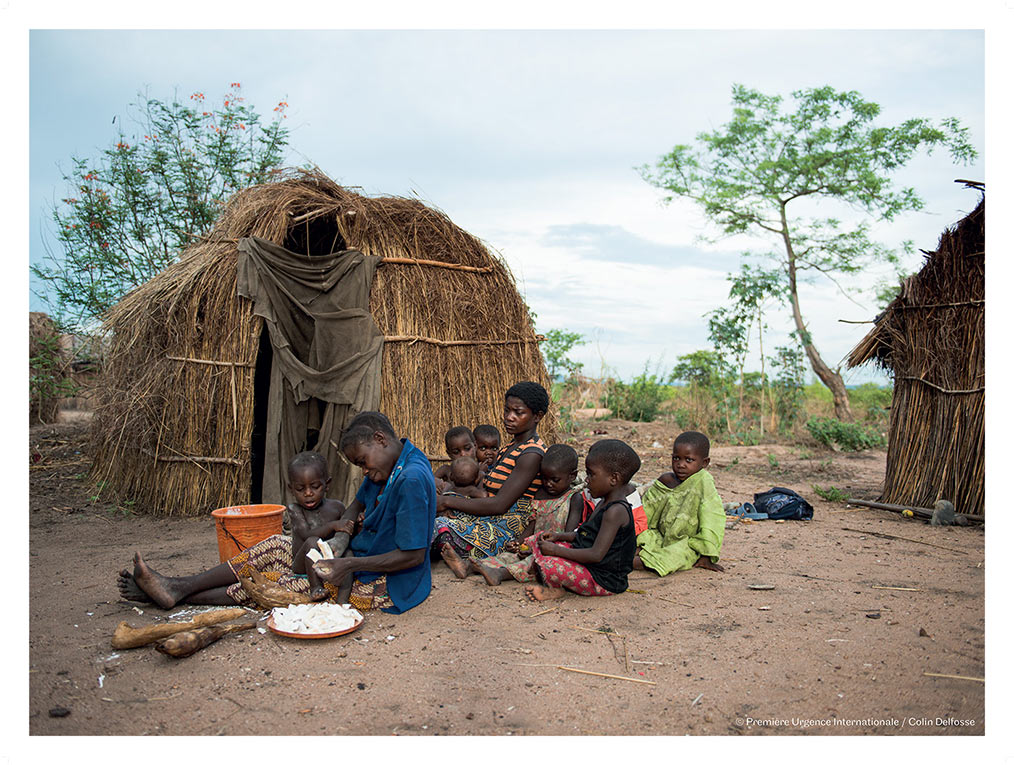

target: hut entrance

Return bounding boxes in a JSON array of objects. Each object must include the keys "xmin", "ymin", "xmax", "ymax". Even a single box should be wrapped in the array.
[{"xmin": 237, "ymin": 235, "xmax": 385, "ymax": 506}]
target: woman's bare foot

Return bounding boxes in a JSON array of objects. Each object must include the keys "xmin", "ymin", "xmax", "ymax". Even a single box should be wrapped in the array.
[
  {"xmin": 632, "ymin": 554, "xmax": 644, "ymax": 570},
  {"xmin": 309, "ymin": 586, "xmax": 329, "ymax": 601},
  {"xmin": 116, "ymin": 569, "xmax": 152, "ymax": 603},
  {"xmin": 475, "ymin": 561, "xmax": 507, "ymax": 586},
  {"xmin": 440, "ymin": 543, "xmax": 471, "ymax": 579},
  {"xmin": 693, "ymin": 556, "xmax": 725, "ymax": 572},
  {"xmin": 524, "ymin": 584, "xmax": 566, "ymax": 602},
  {"xmin": 130, "ymin": 552, "xmax": 186, "ymax": 609}
]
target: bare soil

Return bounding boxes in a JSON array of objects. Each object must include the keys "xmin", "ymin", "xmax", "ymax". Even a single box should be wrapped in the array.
[{"xmin": 28, "ymin": 415, "xmax": 984, "ymax": 736}]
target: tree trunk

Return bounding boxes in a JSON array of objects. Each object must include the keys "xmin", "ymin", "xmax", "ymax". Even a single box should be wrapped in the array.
[
  {"xmin": 781, "ymin": 209, "xmax": 854, "ymax": 422},
  {"xmin": 756, "ymin": 311, "xmax": 766, "ymax": 438}
]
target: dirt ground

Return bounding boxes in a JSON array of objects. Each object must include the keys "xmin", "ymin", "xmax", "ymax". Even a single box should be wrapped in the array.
[{"xmin": 27, "ymin": 414, "xmax": 984, "ymax": 739}]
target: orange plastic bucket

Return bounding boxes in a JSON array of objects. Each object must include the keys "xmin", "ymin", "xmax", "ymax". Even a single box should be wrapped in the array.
[{"xmin": 211, "ymin": 504, "xmax": 286, "ymax": 563}]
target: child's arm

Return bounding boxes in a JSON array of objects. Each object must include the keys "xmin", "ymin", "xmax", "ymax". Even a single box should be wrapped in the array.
[
  {"xmin": 564, "ymin": 493, "xmax": 584, "ymax": 532},
  {"xmin": 538, "ymin": 505, "xmax": 627, "ymax": 565},
  {"xmin": 305, "ymin": 502, "xmax": 349, "ymax": 539}
]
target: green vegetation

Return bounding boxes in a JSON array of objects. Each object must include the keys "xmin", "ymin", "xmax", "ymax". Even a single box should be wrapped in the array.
[
  {"xmin": 812, "ymin": 485, "xmax": 850, "ymax": 503},
  {"xmin": 641, "ymin": 83, "xmax": 976, "ymax": 421},
  {"xmin": 32, "ymin": 84, "xmax": 291, "ymax": 330},
  {"xmin": 806, "ymin": 416, "xmax": 885, "ymax": 452},
  {"xmin": 29, "ymin": 334, "xmax": 78, "ymax": 425},
  {"xmin": 603, "ymin": 369, "xmax": 669, "ymax": 423}
]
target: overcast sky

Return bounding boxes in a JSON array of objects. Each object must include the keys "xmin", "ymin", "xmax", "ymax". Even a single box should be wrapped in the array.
[
  {"xmin": 8, "ymin": 3, "xmax": 1012, "ymax": 761},
  {"xmin": 23, "ymin": 22, "xmax": 989, "ymax": 385}
]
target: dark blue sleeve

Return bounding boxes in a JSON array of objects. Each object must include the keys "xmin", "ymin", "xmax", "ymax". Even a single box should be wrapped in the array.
[{"xmin": 392, "ymin": 467, "xmax": 436, "ymax": 551}]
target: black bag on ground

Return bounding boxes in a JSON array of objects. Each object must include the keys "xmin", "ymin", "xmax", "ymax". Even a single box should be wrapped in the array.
[{"xmin": 752, "ymin": 486, "xmax": 814, "ymax": 520}]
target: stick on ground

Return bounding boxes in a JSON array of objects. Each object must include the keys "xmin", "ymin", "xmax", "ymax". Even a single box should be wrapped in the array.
[{"xmin": 557, "ymin": 666, "xmax": 656, "ymax": 686}]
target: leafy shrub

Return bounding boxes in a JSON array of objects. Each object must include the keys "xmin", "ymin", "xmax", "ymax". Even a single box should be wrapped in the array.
[
  {"xmin": 813, "ymin": 485, "xmax": 850, "ymax": 502},
  {"xmin": 806, "ymin": 417, "xmax": 885, "ymax": 451},
  {"xmin": 604, "ymin": 371, "xmax": 668, "ymax": 422}
]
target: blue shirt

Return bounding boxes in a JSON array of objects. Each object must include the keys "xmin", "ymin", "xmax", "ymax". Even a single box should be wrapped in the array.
[{"xmin": 350, "ymin": 438, "xmax": 436, "ymax": 613}]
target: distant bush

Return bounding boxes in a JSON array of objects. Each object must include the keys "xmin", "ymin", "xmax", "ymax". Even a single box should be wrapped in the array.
[
  {"xmin": 603, "ymin": 371, "xmax": 669, "ymax": 422},
  {"xmin": 806, "ymin": 417, "xmax": 885, "ymax": 451}
]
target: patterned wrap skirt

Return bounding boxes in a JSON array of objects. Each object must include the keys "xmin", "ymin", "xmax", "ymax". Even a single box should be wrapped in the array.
[
  {"xmin": 529, "ymin": 537, "xmax": 613, "ymax": 597},
  {"xmin": 225, "ymin": 533, "xmax": 389, "ymax": 610},
  {"xmin": 432, "ymin": 498, "xmax": 534, "ymax": 560}
]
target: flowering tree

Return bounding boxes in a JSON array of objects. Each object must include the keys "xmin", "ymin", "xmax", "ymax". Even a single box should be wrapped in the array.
[{"xmin": 33, "ymin": 84, "xmax": 291, "ymax": 330}]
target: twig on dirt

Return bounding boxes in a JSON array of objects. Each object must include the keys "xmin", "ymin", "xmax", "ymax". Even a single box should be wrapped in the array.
[
  {"xmin": 622, "ymin": 635, "xmax": 630, "ymax": 674},
  {"xmin": 872, "ymin": 585, "xmax": 924, "ymax": 592},
  {"xmin": 568, "ymin": 625, "xmax": 622, "ymax": 637},
  {"xmin": 528, "ymin": 607, "xmax": 558, "ymax": 618},
  {"xmin": 100, "ymin": 692, "xmax": 183, "ymax": 703},
  {"xmin": 691, "ymin": 693, "xmax": 704, "ymax": 707},
  {"xmin": 923, "ymin": 672, "xmax": 984, "ymax": 683},
  {"xmin": 631, "ymin": 660, "xmax": 667, "ymax": 665},
  {"xmin": 557, "ymin": 666, "xmax": 656, "ymax": 686},
  {"xmin": 654, "ymin": 596, "xmax": 694, "ymax": 607},
  {"xmin": 841, "ymin": 527, "xmax": 968, "ymax": 554},
  {"xmin": 516, "ymin": 663, "xmax": 570, "ymax": 667}
]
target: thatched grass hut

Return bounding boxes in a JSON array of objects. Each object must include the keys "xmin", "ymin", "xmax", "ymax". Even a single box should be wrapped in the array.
[
  {"xmin": 91, "ymin": 170, "xmax": 555, "ymax": 516},
  {"xmin": 847, "ymin": 194, "xmax": 984, "ymax": 517}
]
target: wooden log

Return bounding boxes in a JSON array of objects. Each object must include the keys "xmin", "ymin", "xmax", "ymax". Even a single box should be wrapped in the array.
[
  {"xmin": 111, "ymin": 608, "xmax": 249, "ymax": 649},
  {"xmin": 846, "ymin": 499, "xmax": 982, "ymax": 523},
  {"xmin": 155, "ymin": 621, "xmax": 257, "ymax": 658}
]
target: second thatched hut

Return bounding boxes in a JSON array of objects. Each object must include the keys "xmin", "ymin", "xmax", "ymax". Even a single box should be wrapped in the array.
[
  {"xmin": 91, "ymin": 170, "xmax": 555, "ymax": 515},
  {"xmin": 847, "ymin": 192, "xmax": 984, "ymax": 517}
]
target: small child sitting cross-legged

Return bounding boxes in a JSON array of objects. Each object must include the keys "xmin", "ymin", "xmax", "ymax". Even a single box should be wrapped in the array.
[
  {"xmin": 286, "ymin": 452, "xmax": 354, "ymax": 600},
  {"xmin": 468, "ymin": 444, "xmax": 585, "ymax": 585},
  {"xmin": 443, "ymin": 456, "xmax": 487, "ymax": 499},
  {"xmin": 433, "ymin": 426, "xmax": 478, "ymax": 494},
  {"xmin": 523, "ymin": 439, "xmax": 640, "ymax": 601},
  {"xmin": 634, "ymin": 430, "xmax": 726, "ymax": 576}
]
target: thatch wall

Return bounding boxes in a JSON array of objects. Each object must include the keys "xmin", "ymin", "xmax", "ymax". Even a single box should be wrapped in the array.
[
  {"xmin": 91, "ymin": 170, "xmax": 556, "ymax": 515},
  {"xmin": 847, "ymin": 197, "xmax": 984, "ymax": 516}
]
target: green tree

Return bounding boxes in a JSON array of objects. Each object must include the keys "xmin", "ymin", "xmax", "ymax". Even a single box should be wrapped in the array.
[
  {"xmin": 540, "ymin": 328, "xmax": 586, "ymax": 380},
  {"xmin": 32, "ymin": 84, "xmax": 291, "ymax": 330},
  {"xmin": 727, "ymin": 264, "xmax": 784, "ymax": 435},
  {"xmin": 640, "ymin": 84, "xmax": 976, "ymax": 421}
]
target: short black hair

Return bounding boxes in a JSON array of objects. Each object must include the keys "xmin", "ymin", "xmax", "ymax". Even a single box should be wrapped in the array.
[
  {"xmin": 339, "ymin": 411, "xmax": 398, "ymax": 450},
  {"xmin": 505, "ymin": 381, "xmax": 549, "ymax": 416},
  {"xmin": 674, "ymin": 431, "xmax": 710, "ymax": 458},
  {"xmin": 444, "ymin": 426, "xmax": 475, "ymax": 449},
  {"xmin": 449, "ymin": 456, "xmax": 480, "ymax": 485},
  {"xmin": 586, "ymin": 439, "xmax": 641, "ymax": 483},
  {"xmin": 288, "ymin": 451, "xmax": 328, "ymax": 480},
  {"xmin": 541, "ymin": 443, "xmax": 578, "ymax": 474},
  {"xmin": 473, "ymin": 424, "xmax": 501, "ymax": 444}
]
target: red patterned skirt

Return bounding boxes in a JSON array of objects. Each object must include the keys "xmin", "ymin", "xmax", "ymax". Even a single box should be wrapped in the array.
[{"xmin": 528, "ymin": 537, "xmax": 613, "ymax": 597}]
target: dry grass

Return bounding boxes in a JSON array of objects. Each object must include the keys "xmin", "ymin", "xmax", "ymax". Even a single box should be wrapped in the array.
[{"xmin": 91, "ymin": 169, "xmax": 555, "ymax": 516}]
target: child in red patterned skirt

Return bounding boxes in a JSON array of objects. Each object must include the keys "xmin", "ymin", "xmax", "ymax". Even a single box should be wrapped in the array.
[{"xmin": 524, "ymin": 439, "xmax": 640, "ymax": 601}]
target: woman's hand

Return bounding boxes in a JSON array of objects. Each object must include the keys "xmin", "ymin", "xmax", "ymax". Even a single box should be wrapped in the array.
[{"xmin": 312, "ymin": 557, "xmax": 352, "ymax": 584}]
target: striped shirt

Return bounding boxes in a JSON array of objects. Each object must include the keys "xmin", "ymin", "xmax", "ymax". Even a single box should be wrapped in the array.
[{"xmin": 482, "ymin": 436, "xmax": 547, "ymax": 500}]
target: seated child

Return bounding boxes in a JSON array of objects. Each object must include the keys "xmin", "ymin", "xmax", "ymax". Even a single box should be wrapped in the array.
[
  {"xmin": 433, "ymin": 426, "xmax": 478, "ymax": 493},
  {"xmin": 634, "ymin": 431, "xmax": 725, "ymax": 576},
  {"xmin": 442, "ymin": 456, "xmax": 487, "ymax": 499},
  {"xmin": 464, "ymin": 444, "xmax": 584, "ymax": 585},
  {"xmin": 579, "ymin": 484, "xmax": 648, "ymax": 536},
  {"xmin": 472, "ymin": 424, "xmax": 502, "ymax": 472},
  {"xmin": 523, "ymin": 439, "xmax": 640, "ymax": 601},
  {"xmin": 286, "ymin": 452, "xmax": 354, "ymax": 600}
]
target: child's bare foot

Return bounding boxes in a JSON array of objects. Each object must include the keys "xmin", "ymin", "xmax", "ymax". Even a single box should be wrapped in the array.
[
  {"xmin": 475, "ymin": 561, "xmax": 507, "ymax": 586},
  {"xmin": 632, "ymin": 554, "xmax": 644, "ymax": 570},
  {"xmin": 693, "ymin": 556, "xmax": 725, "ymax": 572},
  {"xmin": 116, "ymin": 569, "xmax": 152, "ymax": 603},
  {"xmin": 440, "ymin": 543, "xmax": 471, "ymax": 578},
  {"xmin": 130, "ymin": 552, "xmax": 185, "ymax": 609},
  {"xmin": 524, "ymin": 584, "xmax": 566, "ymax": 602},
  {"xmin": 309, "ymin": 586, "xmax": 329, "ymax": 601}
]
